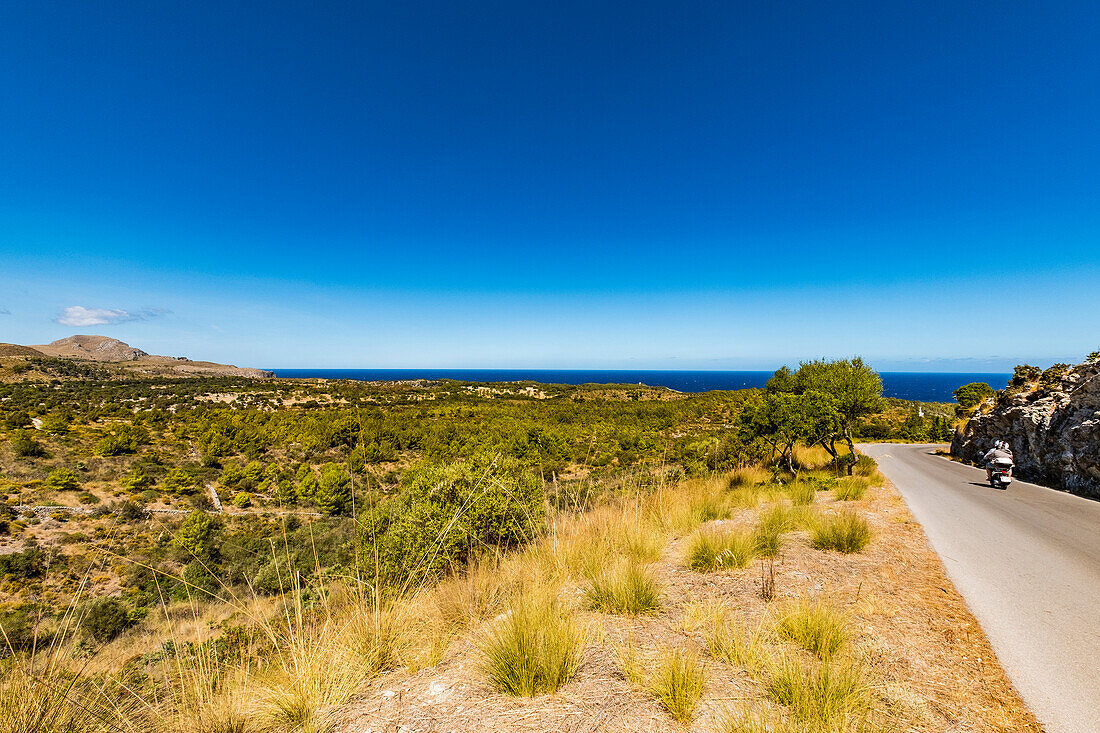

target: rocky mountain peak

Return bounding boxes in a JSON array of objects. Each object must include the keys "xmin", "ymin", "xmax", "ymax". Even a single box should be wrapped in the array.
[{"xmin": 41, "ymin": 335, "xmax": 149, "ymax": 361}]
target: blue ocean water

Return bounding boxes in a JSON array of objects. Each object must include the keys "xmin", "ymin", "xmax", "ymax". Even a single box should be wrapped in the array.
[{"xmin": 269, "ymin": 369, "xmax": 1012, "ymax": 403}]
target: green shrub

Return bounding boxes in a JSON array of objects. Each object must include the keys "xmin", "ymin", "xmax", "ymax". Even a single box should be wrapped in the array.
[
  {"xmin": 953, "ymin": 382, "xmax": 994, "ymax": 409},
  {"xmin": 0, "ymin": 604, "xmax": 50, "ymax": 650},
  {"xmin": 1009, "ymin": 364, "xmax": 1042, "ymax": 388},
  {"xmin": 173, "ymin": 510, "xmax": 217, "ymax": 557},
  {"xmin": 0, "ymin": 539, "xmax": 44, "ymax": 578},
  {"xmin": 162, "ymin": 468, "xmax": 197, "ymax": 495},
  {"xmin": 3, "ymin": 411, "xmax": 32, "ymax": 430},
  {"xmin": 852, "ymin": 454, "xmax": 878, "ymax": 477},
  {"xmin": 94, "ymin": 425, "xmax": 148, "ymax": 456},
  {"xmin": 1040, "ymin": 363, "xmax": 1070, "ymax": 389},
  {"xmin": 231, "ymin": 491, "xmax": 252, "ymax": 508},
  {"xmin": 810, "ymin": 512, "xmax": 872, "ymax": 553},
  {"xmin": 10, "ymin": 430, "xmax": 46, "ymax": 458},
  {"xmin": 38, "ymin": 413, "xmax": 70, "ymax": 435},
  {"xmin": 120, "ymin": 466, "xmax": 154, "ymax": 491},
  {"xmin": 315, "ymin": 462, "xmax": 351, "ymax": 515},
  {"xmin": 81, "ymin": 597, "xmax": 131, "ymax": 642},
  {"xmin": 44, "ymin": 468, "xmax": 80, "ymax": 491},
  {"xmin": 359, "ymin": 454, "xmax": 545, "ymax": 586}
]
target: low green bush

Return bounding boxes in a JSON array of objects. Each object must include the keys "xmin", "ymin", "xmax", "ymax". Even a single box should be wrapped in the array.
[
  {"xmin": 44, "ymin": 468, "xmax": 80, "ymax": 491},
  {"xmin": 358, "ymin": 454, "xmax": 545, "ymax": 587},
  {"xmin": 81, "ymin": 597, "xmax": 131, "ymax": 642}
]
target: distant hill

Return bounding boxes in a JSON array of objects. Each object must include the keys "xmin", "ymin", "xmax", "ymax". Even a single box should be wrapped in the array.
[
  {"xmin": 0, "ymin": 343, "xmax": 46, "ymax": 357},
  {"xmin": 34, "ymin": 335, "xmax": 149, "ymax": 361},
  {"xmin": 4, "ymin": 335, "xmax": 273, "ymax": 379}
]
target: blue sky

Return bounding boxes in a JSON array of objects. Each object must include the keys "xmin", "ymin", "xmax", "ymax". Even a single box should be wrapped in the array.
[{"xmin": 2, "ymin": 1, "xmax": 1098, "ymax": 370}]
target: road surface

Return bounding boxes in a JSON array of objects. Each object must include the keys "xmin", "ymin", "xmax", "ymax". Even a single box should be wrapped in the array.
[{"xmin": 862, "ymin": 443, "xmax": 1100, "ymax": 733}]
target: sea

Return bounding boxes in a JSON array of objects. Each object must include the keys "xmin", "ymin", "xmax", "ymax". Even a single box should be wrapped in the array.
[{"xmin": 268, "ymin": 369, "xmax": 1012, "ymax": 404}]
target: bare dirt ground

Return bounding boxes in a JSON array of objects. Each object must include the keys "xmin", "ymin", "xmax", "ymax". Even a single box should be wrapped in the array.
[{"xmin": 335, "ymin": 479, "xmax": 1042, "ymax": 733}]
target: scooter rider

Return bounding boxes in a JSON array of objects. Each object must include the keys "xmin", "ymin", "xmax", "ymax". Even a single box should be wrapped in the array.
[{"xmin": 983, "ymin": 440, "xmax": 1014, "ymax": 481}]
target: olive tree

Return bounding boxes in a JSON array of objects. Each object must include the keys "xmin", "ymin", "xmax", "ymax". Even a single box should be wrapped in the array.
[{"xmin": 766, "ymin": 357, "xmax": 883, "ymax": 474}]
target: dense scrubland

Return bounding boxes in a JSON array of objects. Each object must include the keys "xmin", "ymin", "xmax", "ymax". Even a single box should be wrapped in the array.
[{"xmin": 0, "ymin": 356, "xmax": 1004, "ymax": 733}]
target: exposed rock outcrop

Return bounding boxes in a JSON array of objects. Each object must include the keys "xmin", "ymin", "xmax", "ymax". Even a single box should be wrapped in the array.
[
  {"xmin": 952, "ymin": 360, "xmax": 1100, "ymax": 498},
  {"xmin": 35, "ymin": 335, "xmax": 149, "ymax": 361}
]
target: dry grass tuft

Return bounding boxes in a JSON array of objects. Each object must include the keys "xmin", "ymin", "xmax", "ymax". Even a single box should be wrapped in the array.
[
  {"xmin": 649, "ymin": 645, "xmax": 706, "ymax": 724},
  {"xmin": 728, "ymin": 465, "xmax": 770, "ymax": 489},
  {"xmin": 793, "ymin": 444, "xmax": 836, "ymax": 471},
  {"xmin": 707, "ymin": 613, "xmax": 771, "ymax": 678},
  {"xmin": 0, "ymin": 657, "xmax": 147, "ymax": 733},
  {"xmin": 833, "ymin": 477, "xmax": 870, "ymax": 501},
  {"xmin": 775, "ymin": 601, "xmax": 848, "ymax": 659},
  {"xmin": 479, "ymin": 587, "xmax": 585, "ymax": 696},
  {"xmin": 753, "ymin": 504, "xmax": 793, "ymax": 557},
  {"xmin": 765, "ymin": 655, "xmax": 871, "ymax": 729},
  {"xmin": 685, "ymin": 524, "xmax": 756, "ymax": 571},
  {"xmin": 584, "ymin": 561, "xmax": 662, "ymax": 616},
  {"xmin": 810, "ymin": 512, "xmax": 872, "ymax": 554},
  {"xmin": 786, "ymin": 481, "xmax": 817, "ymax": 506}
]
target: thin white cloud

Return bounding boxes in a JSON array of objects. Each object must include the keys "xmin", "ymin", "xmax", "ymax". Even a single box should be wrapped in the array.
[
  {"xmin": 0, "ymin": 307, "xmax": 10, "ymax": 316},
  {"xmin": 53, "ymin": 305, "xmax": 172, "ymax": 327}
]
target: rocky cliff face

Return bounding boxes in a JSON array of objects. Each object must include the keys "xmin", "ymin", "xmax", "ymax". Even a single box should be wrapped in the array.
[{"xmin": 952, "ymin": 360, "xmax": 1100, "ymax": 498}]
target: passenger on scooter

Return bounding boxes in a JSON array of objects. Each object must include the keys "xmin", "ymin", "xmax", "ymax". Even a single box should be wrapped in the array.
[{"xmin": 983, "ymin": 440, "xmax": 1014, "ymax": 481}]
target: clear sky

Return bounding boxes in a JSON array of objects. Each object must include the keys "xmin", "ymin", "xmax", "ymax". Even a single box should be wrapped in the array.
[{"xmin": 2, "ymin": 1, "xmax": 1098, "ymax": 370}]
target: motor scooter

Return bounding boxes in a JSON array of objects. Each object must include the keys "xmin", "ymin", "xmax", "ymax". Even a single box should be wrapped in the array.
[{"xmin": 989, "ymin": 459, "xmax": 1013, "ymax": 489}]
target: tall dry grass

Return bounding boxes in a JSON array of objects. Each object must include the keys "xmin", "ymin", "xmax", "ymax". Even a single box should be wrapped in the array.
[{"xmin": 478, "ymin": 585, "xmax": 585, "ymax": 696}]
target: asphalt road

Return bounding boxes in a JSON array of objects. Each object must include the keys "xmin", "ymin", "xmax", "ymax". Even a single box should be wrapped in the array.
[{"xmin": 861, "ymin": 444, "xmax": 1100, "ymax": 733}]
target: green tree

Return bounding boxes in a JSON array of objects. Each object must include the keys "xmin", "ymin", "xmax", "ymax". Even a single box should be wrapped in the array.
[
  {"xmin": 174, "ymin": 511, "xmax": 216, "ymax": 557},
  {"xmin": 767, "ymin": 358, "xmax": 883, "ymax": 473},
  {"xmin": 740, "ymin": 390, "xmax": 838, "ymax": 473},
  {"xmin": 45, "ymin": 468, "xmax": 80, "ymax": 491},
  {"xmin": 315, "ymin": 463, "xmax": 352, "ymax": 515},
  {"xmin": 953, "ymin": 382, "xmax": 994, "ymax": 409},
  {"xmin": 1088, "ymin": 350, "xmax": 1100, "ymax": 362},
  {"xmin": 163, "ymin": 468, "xmax": 196, "ymax": 495}
]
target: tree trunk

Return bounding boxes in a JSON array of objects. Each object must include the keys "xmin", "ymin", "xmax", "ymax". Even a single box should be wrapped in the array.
[
  {"xmin": 821, "ymin": 437, "xmax": 840, "ymax": 475},
  {"xmin": 843, "ymin": 426, "xmax": 856, "ymax": 476}
]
